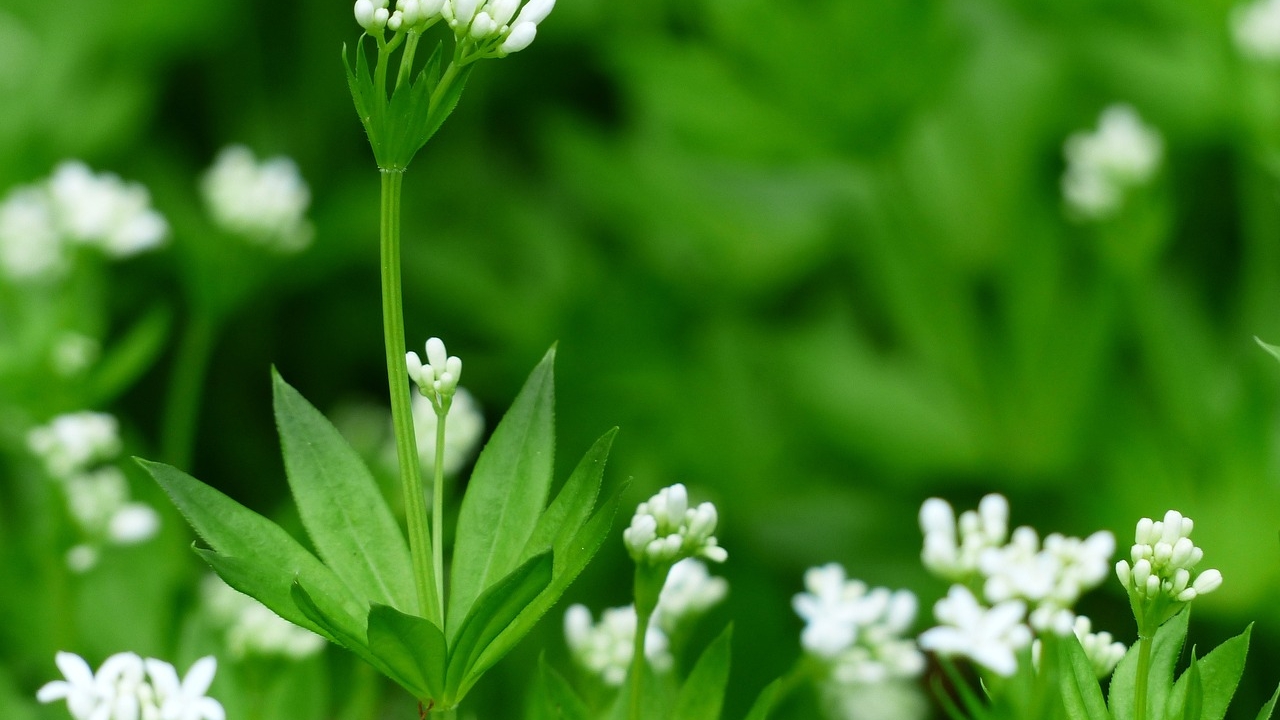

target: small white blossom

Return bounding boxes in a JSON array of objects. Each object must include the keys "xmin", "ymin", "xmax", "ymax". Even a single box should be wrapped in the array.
[
  {"xmin": 48, "ymin": 161, "xmax": 168, "ymax": 257},
  {"xmin": 406, "ymin": 337, "xmax": 462, "ymax": 414},
  {"xmin": 1062, "ymin": 104, "xmax": 1163, "ymax": 219},
  {"xmin": 408, "ymin": 386, "xmax": 484, "ymax": 476},
  {"xmin": 1071, "ymin": 615, "xmax": 1126, "ymax": 679},
  {"xmin": 623, "ymin": 483, "xmax": 726, "ymax": 566},
  {"xmin": 144, "ymin": 657, "xmax": 225, "ymax": 720},
  {"xmin": 0, "ymin": 185, "xmax": 63, "ymax": 280},
  {"xmin": 354, "ymin": 0, "xmax": 391, "ymax": 30},
  {"xmin": 919, "ymin": 494, "xmax": 1008, "ymax": 582},
  {"xmin": 652, "ymin": 558, "xmax": 728, "ymax": 633},
  {"xmin": 442, "ymin": 0, "xmax": 553, "ymax": 55},
  {"xmin": 52, "ymin": 333, "xmax": 101, "ymax": 376},
  {"xmin": 27, "ymin": 412, "xmax": 121, "ymax": 479},
  {"xmin": 564, "ymin": 604, "xmax": 671, "ymax": 686},
  {"xmin": 38, "ymin": 651, "xmax": 219, "ymax": 720},
  {"xmin": 1116, "ymin": 509, "xmax": 1221, "ymax": 605},
  {"xmin": 201, "ymin": 145, "xmax": 313, "ymax": 253},
  {"xmin": 980, "ymin": 526, "xmax": 1115, "ymax": 631},
  {"xmin": 918, "ymin": 585, "xmax": 1031, "ymax": 677},
  {"xmin": 1233, "ymin": 0, "xmax": 1280, "ymax": 61},
  {"xmin": 202, "ymin": 576, "xmax": 325, "ymax": 660}
]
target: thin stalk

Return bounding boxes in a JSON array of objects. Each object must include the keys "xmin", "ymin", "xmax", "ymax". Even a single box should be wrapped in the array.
[
  {"xmin": 396, "ymin": 31, "xmax": 422, "ymax": 90},
  {"xmin": 380, "ymin": 169, "xmax": 441, "ymax": 624},
  {"xmin": 1134, "ymin": 632, "xmax": 1154, "ymax": 720},
  {"xmin": 629, "ymin": 605, "xmax": 653, "ymax": 720},
  {"xmin": 161, "ymin": 310, "xmax": 216, "ymax": 469},
  {"xmin": 429, "ymin": 707, "xmax": 457, "ymax": 720},
  {"xmin": 432, "ymin": 406, "xmax": 447, "ymax": 620}
]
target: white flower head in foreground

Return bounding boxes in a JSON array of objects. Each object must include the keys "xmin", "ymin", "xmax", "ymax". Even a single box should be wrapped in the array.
[
  {"xmin": 48, "ymin": 161, "xmax": 168, "ymax": 257},
  {"xmin": 202, "ymin": 575, "xmax": 326, "ymax": 660},
  {"xmin": 623, "ymin": 483, "xmax": 726, "ymax": 566},
  {"xmin": 821, "ymin": 679, "xmax": 929, "ymax": 720},
  {"xmin": 980, "ymin": 526, "xmax": 1115, "ymax": 633},
  {"xmin": 442, "ymin": 0, "xmax": 554, "ymax": 55},
  {"xmin": 27, "ymin": 412, "xmax": 122, "ymax": 479},
  {"xmin": 652, "ymin": 558, "xmax": 728, "ymax": 633},
  {"xmin": 201, "ymin": 145, "xmax": 313, "ymax": 253},
  {"xmin": 1233, "ymin": 0, "xmax": 1280, "ymax": 61},
  {"xmin": 1071, "ymin": 615, "xmax": 1126, "ymax": 679},
  {"xmin": 919, "ymin": 494, "xmax": 1009, "ymax": 582},
  {"xmin": 918, "ymin": 585, "xmax": 1032, "ymax": 677},
  {"xmin": 564, "ymin": 604, "xmax": 671, "ymax": 687},
  {"xmin": 408, "ymin": 386, "xmax": 484, "ymax": 477},
  {"xmin": 0, "ymin": 185, "xmax": 62, "ymax": 280},
  {"xmin": 1061, "ymin": 104, "xmax": 1163, "ymax": 220},
  {"xmin": 38, "ymin": 651, "xmax": 224, "ymax": 720},
  {"xmin": 1116, "ymin": 509, "xmax": 1222, "ymax": 608},
  {"xmin": 792, "ymin": 563, "xmax": 923, "ymax": 684},
  {"xmin": 406, "ymin": 337, "xmax": 462, "ymax": 414}
]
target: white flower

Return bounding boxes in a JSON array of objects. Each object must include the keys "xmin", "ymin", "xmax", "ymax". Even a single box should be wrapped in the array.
[
  {"xmin": 563, "ymin": 604, "xmax": 671, "ymax": 686},
  {"xmin": 919, "ymin": 494, "xmax": 1009, "ymax": 582},
  {"xmin": 1071, "ymin": 615, "xmax": 1126, "ymax": 679},
  {"xmin": 821, "ymin": 679, "xmax": 929, "ymax": 720},
  {"xmin": 27, "ymin": 411, "xmax": 121, "ymax": 479},
  {"xmin": 1061, "ymin": 104, "xmax": 1163, "ymax": 219},
  {"xmin": 202, "ymin": 576, "xmax": 325, "ymax": 660},
  {"xmin": 408, "ymin": 386, "xmax": 484, "ymax": 476},
  {"xmin": 623, "ymin": 483, "xmax": 726, "ymax": 566},
  {"xmin": 1233, "ymin": 0, "xmax": 1280, "ymax": 61},
  {"xmin": 48, "ymin": 161, "xmax": 168, "ymax": 257},
  {"xmin": 1115, "ymin": 509, "xmax": 1222, "ymax": 604},
  {"xmin": 979, "ymin": 526, "xmax": 1115, "ymax": 629},
  {"xmin": 918, "ymin": 585, "xmax": 1031, "ymax": 677},
  {"xmin": 442, "ymin": 0, "xmax": 553, "ymax": 55},
  {"xmin": 61, "ymin": 468, "xmax": 161, "ymax": 548},
  {"xmin": 144, "ymin": 657, "xmax": 225, "ymax": 720},
  {"xmin": 52, "ymin": 333, "xmax": 101, "ymax": 376},
  {"xmin": 107, "ymin": 503, "xmax": 161, "ymax": 544},
  {"xmin": 201, "ymin": 145, "xmax": 313, "ymax": 253},
  {"xmin": 37, "ymin": 652, "xmax": 99, "ymax": 718},
  {"xmin": 38, "ymin": 651, "xmax": 155, "ymax": 720},
  {"xmin": 652, "ymin": 558, "xmax": 728, "ymax": 633},
  {"xmin": 406, "ymin": 337, "xmax": 462, "ymax": 413},
  {"xmin": 0, "ymin": 185, "xmax": 63, "ymax": 280}
]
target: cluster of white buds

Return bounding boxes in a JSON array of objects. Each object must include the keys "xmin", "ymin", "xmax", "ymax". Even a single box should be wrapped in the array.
[
  {"xmin": 1115, "ymin": 510, "xmax": 1222, "ymax": 607},
  {"xmin": 202, "ymin": 576, "xmax": 326, "ymax": 660},
  {"xmin": 651, "ymin": 558, "xmax": 728, "ymax": 633},
  {"xmin": 1071, "ymin": 615, "xmax": 1126, "ymax": 679},
  {"xmin": 793, "ymin": 564, "xmax": 924, "ymax": 685},
  {"xmin": 356, "ymin": 0, "xmax": 446, "ymax": 33},
  {"xmin": 918, "ymin": 585, "xmax": 1032, "ymax": 678},
  {"xmin": 1061, "ymin": 104, "xmax": 1163, "ymax": 220},
  {"xmin": 200, "ymin": 145, "xmax": 313, "ymax": 253},
  {"xmin": 0, "ymin": 162, "xmax": 167, "ymax": 281},
  {"xmin": 27, "ymin": 412, "xmax": 160, "ymax": 572},
  {"xmin": 623, "ymin": 483, "xmax": 726, "ymax": 566},
  {"xmin": 407, "ymin": 386, "xmax": 485, "ymax": 477},
  {"xmin": 38, "ymin": 651, "xmax": 224, "ymax": 720},
  {"xmin": 442, "ymin": 0, "xmax": 553, "ymax": 55},
  {"xmin": 563, "ymin": 605, "xmax": 672, "ymax": 687},
  {"xmin": 406, "ymin": 337, "xmax": 462, "ymax": 415},
  {"xmin": 1233, "ymin": 0, "xmax": 1280, "ymax": 61}
]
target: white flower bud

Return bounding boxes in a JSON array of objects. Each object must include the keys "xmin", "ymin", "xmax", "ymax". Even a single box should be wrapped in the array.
[
  {"xmin": 373, "ymin": 7, "xmax": 390, "ymax": 27},
  {"xmin": 388, "ymin": 10, "xmax": 404, "ymax": 29},
  {"xmin": 469, "ymin": 11, "xmax": 496, "ymax": 36},
  {"xmin": 1192, "ymin": 569, "xmax": 1222, "ymax": 596},
  {"xmin": 452, "ymin": 0, "xmax": 478, "ymax": 26},
  {"xmin": 355, "ymin": 0, "xmax": 377, "ymax": 28},
  {"xmin": 499, "ymin": 21, "xmax": 536, "ymax": 53},
  {"xmin": 489, "ymin": 0, "xmax": 520, "ymax": 25},
  {"xmin": 512, "ymin": 0, "xmax": 554, "ymax": 26}
]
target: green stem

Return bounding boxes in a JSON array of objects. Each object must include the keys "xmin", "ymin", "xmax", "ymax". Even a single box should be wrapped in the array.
[
  {"xmin": 396, "ymin": 31, "xmax": 422, "ymax": 90},
  {"xmin": 161, "ymin": 310, "xmax": 216, "ymax": 469},
  {"xmin": 629, "ymin": 604, "xmax": 653, "ymax": 720},
  {"xmin": 429, "ymin": 61, "xmax": 463, "ymax": 114},
  {"xmin": 1134, "ymin": 632, "xmax": 1153, "ymax": 720},
  {"xmin": 428, "ymin": 707, "xmax": 457, "ymax": 720},
  {"xmin": 432, "ymin": 405, "xmax": 447, "ymax": 621},
  {"xmin": 380, "ymin": 169, "xmax": 441, "ymax": 624}
]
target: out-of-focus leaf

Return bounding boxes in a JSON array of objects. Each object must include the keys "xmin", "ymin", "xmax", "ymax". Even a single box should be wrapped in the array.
[
  {"xmin": 527, "ymin": 656, "xmax": 591, "ymax": 720},
  {"xmin": 673, "ymin": 625, "xmax": 732, "ymax": 720},
  {"xmin": 1058, "ymin": 633, "xmax": 1109, "ymax": 720},
  {"xmin": 743, "ymin": 678, "xmax": 782, "ymax": 720},
  {"xmin": 87, "ymin": 304, "xmax": 171, "ymax": 405}
]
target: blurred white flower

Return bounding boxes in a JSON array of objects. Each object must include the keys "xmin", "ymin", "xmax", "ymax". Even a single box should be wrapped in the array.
[
  {"xmin": 51, "ymin": 332, "xmax": 101, "ymax": 376},
  {"xmin": 441, "ymin": 0, "xmax": 553, "ymax": 55},
  {"xmin": 919, "ymin": 494, "xmax": 1008, "ymax": 582},
  {"xmin": 1233, "ymin": 0, "xmax": 1280, "ymax": 61},
  {"xmin": 1071, "ymin": 615, "xmax": 1126, "ymax": 679},
  {"xmin": 980, "ymin": 526, "xmax": 1114, "ymax": 632},
  {"xmin": 27, "ymin": 411, "xmax": 121, "ymax": 479},
  {"xmin": 821, "ymin": 678, "xmax": 928, "ymax": 720},
  {"xmin": 201, "ymin": 145, "xmax": 313, "ymax": 253},
  {"xmin": 408, "ymin": 386, "xmax": 484, "ymax": 476},
  {"xmin": 202, "ymin": 575, "xmax": 326, "ymax": 660},
  {"xmin": 38, "ymin": 651, "xmax": 155, "ymax": 720},
  {"xmin": 1061, "ymin": 104, "xmax": 1163, "ymax": 219},
  {"xmin": 652, "ymin": 558, "xmax": 728, "ymax": 633},
  {"xmin": 564, "ymin": 604, "xmax": 671, "ymax": 686},
  {"xmin": 48, "ymin": 161, "xmax": 168, "ymax": 257},
  {"xmin": 0, "ymin": 185, "xmax": 63, "ymax": 280},
  {"xmin": 918, "ymin": 585, "xmax": 1031, "ymax": 677},
  {"xmin": 623, "ymin": 483, "xmax": 726, "ymax": 566}
]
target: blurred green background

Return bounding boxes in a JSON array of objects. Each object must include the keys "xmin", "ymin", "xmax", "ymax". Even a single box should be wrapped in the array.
[{"xmin": 3, "ymin": 0, "xmax": 1280, "ymax": 716}]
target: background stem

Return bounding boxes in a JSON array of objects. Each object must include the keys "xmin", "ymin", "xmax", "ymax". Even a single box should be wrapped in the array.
[{"xmin": 160, "ymin": 310, "xmax": 216, "ymax": 469}]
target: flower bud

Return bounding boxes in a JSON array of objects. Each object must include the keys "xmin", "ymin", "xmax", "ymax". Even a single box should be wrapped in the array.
[
  {"xmin": 355, "ymin": 0, "xmax": 377, "ymax": 28},
  {"xmin": 500, "ymin": 22, "xmax": 536, "ymax": 53},
  {"xmin": 513, "ymin": 0, "xmax": 555, "ymax": 26}
]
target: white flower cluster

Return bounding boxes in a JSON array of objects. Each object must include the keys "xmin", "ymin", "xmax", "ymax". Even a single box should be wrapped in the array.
[
  {"xmin": 442, "ymin": 0, "xmax": 553, "ymax": 55},
  {"xmin": 1233, "ymin": 0, "xmax": 1280, "ymax": 61},
  {"xmin": 200, "ymin": 145, "xmax": 313, "ymax": 253},
  {"xmin": 920, "ymin": 494, "xmax": 1114, "ymax": 634},
  {"xmin": 406, "ymin": 337, "xmax": 462, "ymax": 415},
  {"xmin": 1061, "ymin": 104, "xmax": 1163, "ymax": 220},
  {"xmin": 564, "ymin": 559, "xmax": 726, "ymax": 686},
  {"xmin": 623, "ymin": 483, "xmax": 726, "ymax": 566},
  {"xmin": 38, "ymin": 651, "xmax": 224, "ymax": 720},
  {"xmin": 1115, "ymin": 509, "xmax": 1222, "ymax": 605},
  {"xmin": 0, "ymin": 161, "xmax": 167, "ymax": 281},
  {"xmin": 821, "ymin": 680, "xmax": 928, "ymax": 720},
  {"xmin": 792, "ymin": 564, "xmax": 924, "ymax": 685},
  {"xmin": 918, "ymin": 585, "xmax": 1031, "ymax": 678},
  {"xmin": 408, "ymin": 386, "xmax": 484, "ymax": 477},
  {"xmin": 202, "ymin": 576, "xmax": 326, "ymax": 660},
  {"xmin": 1069, "ymin": 615, "xmax": 1126, "ymax": 679},
  {"xmin": 27, "ymin": 412, "xmax": 160, "ymax": 572}
]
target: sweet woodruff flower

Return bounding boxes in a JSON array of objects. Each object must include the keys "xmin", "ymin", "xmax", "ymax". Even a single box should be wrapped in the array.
[
  {"xmin": 442, "ymin": 0, "xmax": 554, "ymax": 55},
  {"xmin": 1071, "ymin": 615, "xmax": 1126, "ymax": 679},
  {"xmin": 918, "ymin": 585, "xmax": 1032, "ymax": 678},
  {"xmin": 38, "ymin": 651, "xmax": 224, "ymax": 720},
  {"xmin": 651, "ymin": 558, "xmax": 728, "ymax": 633},
  {"xmin": 1116, "ymin": 509, "xmax": 1222, "ymax": 605},
  {"xmin": 408, "ymin": 386, "xmax": 484, "ymax": 477},
  {"xmin": 201, "ymin": 145, "xmax": 313, "ymax": 253},
  {"xmin": 623, "ymin": 483, "xmax": 726, "ymax": 566},
  {"xmin": 564, "ymin": 604, "xmax": 672, "ymax": 687},
  {"xmin": 1061, "ymin": 104, "xmax": 1163, "ymax": 220},
  {"xmin": 406, "ymin": 337, "xmax": 462, "ymax": 414},
  {"xmin": 1233, "ymin": 0, "xmax": 1280, "ymax": 61},
  {"xmin": 919, "ymin": 494, "xmax": 1008, "ymax": 582},
  {"xmin": 27, "ymin": 412, "xmax": 122, "ymax": 479},
  {"xmin": 0, "ymin": 185, "xmax": 62, "ymax": 279},
  {"xmin": 202, "ymin": 576, "xmax": 326, "ymax": 660}
]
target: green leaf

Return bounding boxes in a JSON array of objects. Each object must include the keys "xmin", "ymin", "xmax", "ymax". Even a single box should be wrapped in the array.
[
  {"xmin": 674, "ymin": 625, "xmax": 733, "ymax": 720},
  {"xmin": 937, "ymin": 657, "xmax": 992, "ymax": 720},
  {"xmin": 419, "ymin": 62, "xmax": 475, "ymax": 151},
  {"xmin": 1256, "ymin": 336, "xmax": 1280, "ymax": 364},
  {"xmin": 1181, "ymin": 653, "xmax": 1202, "ymax": 720},
  {"xmin": 445, "ymin": 552, "xmax": 554, "ymax": 701},
  {"xmin": 462, "ymin": 482, "xmax": 627, "ymax": 696},
  {"xmin": 343, "ymin": 38, "xmax": 384, "ymax": 162},
  {"xmin": 197, "ymin": 549, "xmax": 334, "ymax": 641},
  {"xmin": 527, "ymin": 656, "xmax": 591, "ymax": 720},
  {"xmin": 272, "ymin": 369, "xmax": 415, "ymax": 611},
  {"xmin": 522, "ymin": 428, "xmax": 617, "ymax": 563},
  {"xmin": 141, "ymin": 459, "xmax": 366, "ymax": 623},
  {"xmin": 1059, "ymin": 633, "xmax": 1111, "ymax": 720},
  {"xmin": 1255, "ymin": 683, "xmax": 1280, "ymax": 720},
  {"xmin": 449, "ymin": 347, "xmax": 557, "ymax": 635},
  {"xmin": 87, "ymin": 304, "xmax": 171, "ymax": 405},
  {"xmin": 743, "ymin": 678, "xmax": 782, "ymax": 720},
  {"xmin": 1110, "ymin": 608, "xmax": 1190, "ymax": 720},
  {"xmin": 367, "ymin": 604, "xmax": 448, "ymax": 702},
  {"xmin": 1168, "ymin": 625, "xmax": 1251, "ymax": 720}
]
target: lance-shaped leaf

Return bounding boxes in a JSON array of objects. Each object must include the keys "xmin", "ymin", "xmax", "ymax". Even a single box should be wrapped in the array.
[
  {"xmin": 273, "ymin": 369, "xmax": 415, "ymax": 611},
  {"xmin": 1110, "ymin": 608, "xmax": 1190, "ymax": 720},
  {"xmin": 673, "ymin": 625, "xmax": 733, "ymax": 720},
  {"xmin": 744, "ymin": 678, "xmax": 782, "ymax": 720},
  {"xmin": 1256, "ymin": 683, "xmax": 1280, "ymax": 720},
  {"xmin": 521, "ymin": 429, "xmax": 616, "ymax": 564},
  {"xmin": 1168, "ymin": 625, "xmax": 1251, "ymax": 720},
  {"xmin": 1058, "ymin": 634, "xmax": 1109, "ymax": 720},
  {"xmin": 527, "ymin": 656, "xmax": 590, "ymax": 720},
  {"xmin": 367, "ymin": 604, "xmax": 448, "ymax": 703},
  {"xmin": 445, "ymin": 552, "xmax": 554, "ymax": 701},
  {"xmin": 141, "ymin": 459, "xmax": 365, "ymax": 623},
  {"xmin": 449, "ymin": 347, "xmax": 557, "ymax": 634},
  {"xmin": 197, "ymin": 549, "xmax": 335, "ymax": 642}
]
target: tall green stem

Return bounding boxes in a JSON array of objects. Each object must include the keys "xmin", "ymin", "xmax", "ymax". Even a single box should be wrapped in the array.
[
  {"xmin": 380, "ymin": 169, "xmax": 441, "ymax": 624},
  {"xmin": 432, "ymin": 407, "xmax": 447, "ymax": 619},
  {"xmin": 161, "ymin": 310, "xmax": 216, "ymax": 469},
  {"xmin": 1134, "ymin": 632, "xmax": 1153, "ymax": 720},
  {"xmin": 629, "ymin": 605, "xmax": 653, "ymax": 720}
]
